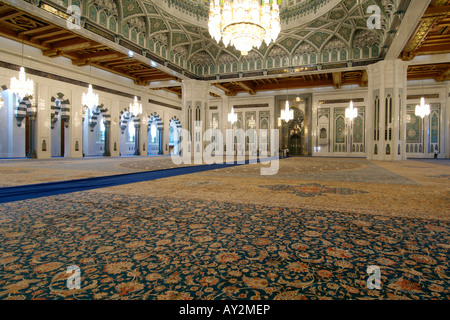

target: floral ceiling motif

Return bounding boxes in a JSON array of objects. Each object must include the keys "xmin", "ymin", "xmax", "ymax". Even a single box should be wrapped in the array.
[{"xmin": 45, "ymin": 0, "xmax": 401, "ymax": 78}]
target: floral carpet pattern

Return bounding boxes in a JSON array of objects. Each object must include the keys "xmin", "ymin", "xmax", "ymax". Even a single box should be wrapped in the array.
[
  {"xmin": 259, "ymin": 183, "xmax": 369, "ymax": 198},
  {"xmin": 0, "ymin": 192, "xmax": 448, "ymax": 300}
]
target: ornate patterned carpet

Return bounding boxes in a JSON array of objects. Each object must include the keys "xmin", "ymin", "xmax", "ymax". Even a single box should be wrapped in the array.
[{"xmin": 0, "ymin": 157, "xmax": 448, "ymax": 300}]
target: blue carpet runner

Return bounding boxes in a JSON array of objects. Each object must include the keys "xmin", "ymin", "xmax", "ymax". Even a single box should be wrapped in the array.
[{"xmin": 0, "ymin": 159, "xmax": 270, "ymax": 203}]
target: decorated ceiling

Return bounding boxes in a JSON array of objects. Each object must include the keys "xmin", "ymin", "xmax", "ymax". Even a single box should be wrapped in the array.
[
  {"xmin": 44, "ymin": 0, "xmax": 400, "ymax": 78},
  {"xmin": 6, "ymin": 0, "xmax": 404, "ymax": 82}
]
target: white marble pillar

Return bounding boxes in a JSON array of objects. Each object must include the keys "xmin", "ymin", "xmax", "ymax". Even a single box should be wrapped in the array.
[
  {"xmin": 367, "ymin": 60, "xmax": 408, "ymax": 161},
  {"xmin": 181, "ymin": 79, "xmax": 210, "ymax": 158},
  {"xmin": 35, "ymin": 83, "xmax": 51, "ymax": 159}
]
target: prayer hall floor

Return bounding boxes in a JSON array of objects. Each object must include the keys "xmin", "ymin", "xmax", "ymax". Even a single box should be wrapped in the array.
[{"xmin": 0, "ymin": 156, "xmax": 448, "ymax": 300}]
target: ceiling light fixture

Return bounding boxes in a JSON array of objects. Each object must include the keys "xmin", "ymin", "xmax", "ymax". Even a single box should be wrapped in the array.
[
  {"xmin": 415, "ymin": 97, "xmax": 430, "ymax": 119},
  {"xmin": 10, "ymin": 39, "xmax": 34, "ymax": 100},
  {"xmin": 280, "ymin": 84, "xmax": 293, "ymax": 122},
  {"xmin": 228, "ymin": 106, "xmax": 237, "ymax": 124},
  {"xmin": 415, "ymin": 80, "xmax": 430, "ymax": 119},
  {"xmin": 82, "ymin": 84, "xmax": 99, "ymax": 111},
  {"xmin": 345, "ymin": 100, "xmax": 357, "ymax": 121},
  {"xmin": 82, "ymin": 65, "xmax": 99, "ymax": 111},
  {"xmin": 208, "ymin": 0, "xmax": 281, "ymax": 56},
  {"xmin": 129, "ymin": 96, "xmax": 142, "ymax": 117},
  {"xmin": 345, "ymin": 85, "xmax": 357, "ymax": 121}
]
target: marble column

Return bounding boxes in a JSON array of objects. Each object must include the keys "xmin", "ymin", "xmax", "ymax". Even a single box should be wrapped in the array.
[
  {"xmin": 134, "ymin": 116, "xmax": 141, "ymax": 156},
  {"xmin": 367, "ymin": 59, "xmax": 408, "ymax": 161},
  {"xmin": 181, "ymin": 79, "xmax": 210, "ymax": 159},
  {"xmin": 103, "ymin": 120, "xmax": 111, "ymax": 157},
  {"xmin": 27, "ymin": 99, "xmax": 37, "ymax": 159}
]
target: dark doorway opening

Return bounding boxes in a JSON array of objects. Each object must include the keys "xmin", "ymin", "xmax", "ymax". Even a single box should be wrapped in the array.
[{"xmin": 289, "ymin": 134, "xmax": 302, "ymax": 156}]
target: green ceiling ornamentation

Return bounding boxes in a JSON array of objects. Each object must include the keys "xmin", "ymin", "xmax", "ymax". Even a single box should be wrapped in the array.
[
  {"xmin": 149, "ymin": 18, "xmax": 167, "ymax": 33},
  {"xmin": 308, "ymin": 19, "xmax": 329, "ymax": 29},
  {"xmin": 279, "ymin": 38, "xmax": 300, "ymax": 52},
  {"xmin": 122, "ymin": 0, "xmax": 143, "ymax": 18},
  {"xmin": 190, "ymin": 42, "xmax": 203, "ymax": 54},
  {"xmin": 39, "ymin": 0, "xmax": 393, "ymax": 78},
  {"xmin": 338, "ymin": 26, "xmax": 352, "ymax": 42},
  {"xmin": 308, "ymin": 32, "xmax": 331, "ymax": 49},
  {"xmin": 144, "ymin": 3, "xmax": 158, "ymax": 14},
  {"xmin": 329, "ymin": 10, "xmax": 346, "ymax": 21},
  {"xmin": 169, "ymin": 21, "xmax": 181, "ymax": 30},
  {"xmin": 207, "ymin": 44, "xmax": 220, "ymax": 59},
  {"xmin": 256, "ymin": 42, "xmax": 269, "ymax": 56},
  {"xmin": 343, "ymin": 0, "xmax": 358, "ymax": 11},
  {"xmin": 183, "ymin": 24, "xmax": 199, "ymax": 34},
  {"xmin": 172, "ymin": 32, "xmax": 189, "ymax": 47}
]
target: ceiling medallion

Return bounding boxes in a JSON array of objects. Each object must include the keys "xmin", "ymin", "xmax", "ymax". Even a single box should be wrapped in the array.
[{"xmin": 208, "ymin": 0, "xmax": 281, "ymax": 56}]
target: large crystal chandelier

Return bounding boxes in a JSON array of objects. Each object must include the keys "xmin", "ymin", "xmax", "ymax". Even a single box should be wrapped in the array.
[
  {"xmin": 415, "ymin": 97, "xmax": 430, "ymax": 119},
  {"xmin": 129, "ymin": 96, "xmax": 142, "ymax": 117},
  {"xmin": 82, "ymin": 84, "xmax": 99, "ymax": 110},
  {"xmin": 228, "ymin": 106, "xmax": 237, "ymax": 124},
  {"xmin": 10, "ymin": 67, "xmax": 34, "ymax": 100},
  {"xmin": 345, "ymin": 100, "xmax": 358, "ymax": 121},
  {"xmin": 280, "ymin": 100, "xmax": 293, "ymax": 122},
  {"xmin": 415, "ymin": 81, "xmax": 430, "ymax": 119},
  {"xmin": 208, "ymin": 0, "xmax": 281, "ymax": 56}
]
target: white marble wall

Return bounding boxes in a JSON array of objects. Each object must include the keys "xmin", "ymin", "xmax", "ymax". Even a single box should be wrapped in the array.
[{"xmin": 1, "ymin": 37, "xmax": 448, "ymax": 160}]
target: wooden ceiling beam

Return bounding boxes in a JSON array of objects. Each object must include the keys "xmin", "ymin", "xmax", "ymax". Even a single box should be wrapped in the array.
[
  {"xmin": 129, "ymin": 69, "xmax": 161, "ymax": 76},
  {"xmin": 50, "ymin": 38, "xmax": 92, "ymax": 52},
  {"xmin": 138, "ymin": 74, "xmax": 175, "ymax": 81},
  {"xmin": 232, "ymin": 81, "xmax": 256, "ymax": 95},
  {"xmin": 435, "ymin": 66, "xmax": 450, "ymax": 82},
  {"xmin": 72, "ymin": 53, "xmax": 121, "ymax": 66},
  {"xmin": 17, "ymin": 24, "xmax": 55, "ymax": 36},
  {"xmin": 0, "ymin": 11, "xmax": 22, "ymax": 21},
  {"xmin": 30, "ymin": 29, "xmax": 67, "ymax": 41},
  {"xmin": 104, "ymin": 59, "xmax": 141, "ymax": 66},
  {"xmin": 423, "ymin": 5, "xmax": 450, "ymax": 17},
  {"xmin": 161, "ymin": 87, "xmax": 182, "ymax": 99},
  {"xmin": 41, "ymin": 34, "xmax": 78, "ymax": 45},
  {"xmin": 213, "ymin": 83, "xmax": 236, "ymax": 96},
  {"xmin": 332, "ymin": 72, "xmax": 342, "ymax": 89},
  {"xmin": 0, "ymin": 3, "xmax": 176, "ymax": 84}
]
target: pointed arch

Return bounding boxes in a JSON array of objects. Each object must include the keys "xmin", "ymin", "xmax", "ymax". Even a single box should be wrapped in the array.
[{"xmin": 51, "ymin": 93, "xmax": 71, "ymax": 129}]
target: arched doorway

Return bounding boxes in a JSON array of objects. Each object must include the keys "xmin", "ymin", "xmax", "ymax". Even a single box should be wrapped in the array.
[
  {"xmin": 289, "ymin": 134, "xmax": 302, "ymax": 156},
  {"xmin": 83, "ymin": 104, "xmax": 110, "ymax": 157},
  {"xmin": 286, "ymin": 107, "xmax": 305, "ymax": 156},
  {"xmin": 119, "ymin": 110, "xmax": 135, "ymax": 156},
  {"xmin": 278, "ymin": 94, "xmax": 312, "ymax": 156},
  {"xmin": 147, "ymin": 114, "xmax": 163, "ymax": 155},
  {"xmin": 169, "ymin": 117, "xmax": 181, "ymax": 155},
  {"xmin": 50, "ymin": 94, "xmax": 70, "ymax": 157}
]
